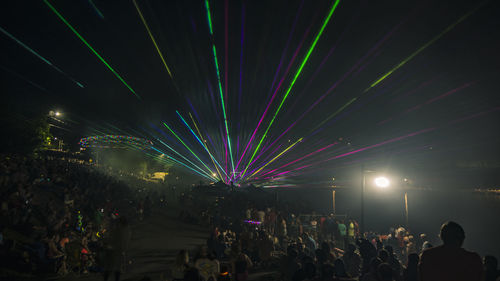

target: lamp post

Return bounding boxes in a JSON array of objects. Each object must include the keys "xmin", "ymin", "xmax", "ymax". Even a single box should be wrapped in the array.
[
  {"xmin": 361, "ymin": 165, "xmax": 365, "ymax": 235},
  {"xmin": 332, "ymin": 177, "xmax": 336, "ymax": 214},
  {"xmin": 404, "ymin": 191, "xmax": 409, "ymax": 228},
  {"xmin": 403, "ymin": 178, "xmax": 410, "ymax": 229},
  {"xmin": 360, "ymin": 165, "xmax": 390, "ymax": 235}
]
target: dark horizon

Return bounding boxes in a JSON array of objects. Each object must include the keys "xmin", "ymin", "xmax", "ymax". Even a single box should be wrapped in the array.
[{"xmin": 1, "ymin": 0, "xmax": 499, "ymax": 189}]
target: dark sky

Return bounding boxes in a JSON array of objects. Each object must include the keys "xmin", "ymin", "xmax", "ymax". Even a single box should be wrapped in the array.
[{"xmin": 1, "ymin": 0, "xmax": 499, "ymax": 188}]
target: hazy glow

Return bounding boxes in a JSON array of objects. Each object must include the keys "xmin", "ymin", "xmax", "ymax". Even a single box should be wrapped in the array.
[{"xmin": 374, "ymin": 177, "xmax": 390, "ymax": 188}]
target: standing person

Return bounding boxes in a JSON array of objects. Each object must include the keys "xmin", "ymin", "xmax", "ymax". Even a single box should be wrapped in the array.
[
  {"xmin": 194, "ymin": 246, "xmax": 220, "ymax": 281},
  {"xmin": 325, "ymin": 214, "xmax": 335, "ymax": 241},
  {"xmin": 258, "ymin": 232, "xmax": 274, "ymax": 269},
  {"xmin": 245, "ymin": 207, "xmax": 252, "ymax": 220},
  {"xmin": 384, "ymin": 245, "xmax": 402, "ymax": 280},
  {"xmin": 347, "ymin": 220, "xmax": 356, "ymax": 245},
  {"xmin": 337, "ymin": 220, "xmax": 347, "ymax": 250},
  {"xmin": 403, "ymin": 253, "xmax": 419, "ymax": 281},
  {"xmin": 280, "ymin": 248, "xmax": 300, "ymax": 281},
  {"xmin": 257, "ymin": 209, "xmax": 266, "ymax": 224},
  {"xmin": 103, "ymin": 217, "xmax": 131, "ymax": 281},
  {"xmin": 276, "ymin": 214, "xmax": 287, "ymax": 248},
  {"xmin": 361, "ymin": 257, "xmax": 383, "ymax": 281},
  {"xmin": 170, "ymin": 250, "xmax": 189, "ymax": 281},
  {"xmin": 358, "ymin": 238, "xmax": 378, "ymax": 275},
  {"xmin": 268, "ymin": 208, "xmax": 277, "ymax": 235},
  {"xmin": 288, "ymin": 215, "xmax": 299, "ymax": 240},
  {"xmin": 483, "ymin": 255, "xmax": 499, "ymax": 281},
  {"xmin": 377, "ymin": 263, "xmax": 395, "ymax": 281},
  {"xmin": 333, "ymin": 259, "xmax": 351, "ymax": 279},
  {"xmin": 46, "ymin": 233, "xmax": 67, "ymax": 275},
  {"xmin": 343, "ymin": 244, "xmax": 361, "ymax": 278},
  {"xmin": 419, "ymin": 221, "xmax": 483, "ymax": 281},
  {"xmin": 231, "ymin": 246, "xmax": 252, "ymax": 281}
]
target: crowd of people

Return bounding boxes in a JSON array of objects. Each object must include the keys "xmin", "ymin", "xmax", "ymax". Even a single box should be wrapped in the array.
[
  {"xmin": 0, "ymin": 154, "xmax": 164, "ymax": 279},
  {"xmin": 1, "ymin": 154, "xmax": 499, "ymax": 281},
  {"xmin": 170, "ymin": 184, "xmax": 500, "ymax": 281}
]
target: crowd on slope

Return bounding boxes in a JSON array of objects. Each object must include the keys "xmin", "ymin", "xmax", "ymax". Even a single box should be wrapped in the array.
[
  {"xmin": 0, "ymin": 154, "xmax": 165, "ymax": 280},
  {"xmin": 1, "ymin": 154, "xmax": 499, "ymax": 281}
]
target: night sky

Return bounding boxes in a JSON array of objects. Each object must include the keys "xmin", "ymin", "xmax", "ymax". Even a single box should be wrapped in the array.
[{"xmin": 1, "ymin": 0, "xmax": 499, "ymax": 189}]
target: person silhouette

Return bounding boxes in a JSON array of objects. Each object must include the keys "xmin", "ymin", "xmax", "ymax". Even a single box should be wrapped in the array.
[
  {"xmin": 419, "ymin": 221, "xmax": 483, "ymax": 281},
  {"xmin": 484, "ymin": 255, "xmax": 500, "ymax": 281}
]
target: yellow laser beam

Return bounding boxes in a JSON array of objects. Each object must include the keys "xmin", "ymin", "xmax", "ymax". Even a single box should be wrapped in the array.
[
  {"xmin": 248, "ymin": 138, "xmax": 303, "ymax": 179},
  {"xmin": 132, "ymin": 0, "xmax": 173, "ymax": 78}
]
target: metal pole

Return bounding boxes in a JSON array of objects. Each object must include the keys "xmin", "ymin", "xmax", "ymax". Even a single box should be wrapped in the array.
[
  {"xmin": 404, "ymin": 191, "xmax": 409, "ymax": 228},
  {"xmin": 332, "ymin": 189, "xmax": 336, "ymax": 214},
  {"xmin": 361, "ymin": 165, "xmax": 365, "ymax": 235}
]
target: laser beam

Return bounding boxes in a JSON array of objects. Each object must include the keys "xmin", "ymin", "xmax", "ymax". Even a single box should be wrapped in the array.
[
  {"xmin": 247, "ymin": 138, "xmax": 303, "ymax": 179},
  {"xmin": 151, "ymin": 147, "xmax": 213, "ymax": 180},
  {"xmin": 0, "ymin": 26, "xmax": 84, "ymax": 88},
  {"xmin": 132, "ymin": 0, "xmax": 173, "ymax": 78},
  {"xmin": 261, "ymin": 142, "xmax": 337, "ymax": 177},
  {"xmin": 177, "ymin": 111, "xmax": 226, "ymax": 179},
  {"xmin": 163, "ymin": 122, "xmax": 215, "ymax": 179},
  {"xmin": 364, "ymin": 1, "xmax": 487, "ymax": 92},
  {"xmin": 241, "ymin": 0, "xmax": 341, "ymax": 178},
  {"xmin": 190, "ymin": 114, "xmax": 226, "ymax": 180},
  {"xmin": 44, "ymin": 0, "xmax": 140, "ymax": 99},
  {"xmin": 156, "ymin": 138, "xmax": 213, "ymax": 179},
  {"xmin": 205, "ymin": 0, "xmax": 235, "ymax": 177}
]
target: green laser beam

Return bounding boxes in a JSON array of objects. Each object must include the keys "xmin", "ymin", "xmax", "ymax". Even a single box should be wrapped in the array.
[
  {"xmin": 205, "ymin": 0, "xmax": 235, "ymax": 177},
  {"xmin": 364, "ymin": 1, "xmax": 487, "ymax": 92},
  {"xmin": 212, "ymin": 45, "xmax": 233, "ymax": 175},
  {"xmin": 163, "ymin": 122, "xmax": 215, "ymax": 179},
  {"xmin": 205, "ymin": 0, "xmax": 214, "ymax": 35},
  {"xmin": 306, "ymin": 2, "xmax": 488, "ymax": 135},
  {"xmin": 241, "ymin": 0, "xmax": 341, "ymax": 178},
  {"xmin": 44, "ymin": 0, "xmax": 140, "ymax": 99}
]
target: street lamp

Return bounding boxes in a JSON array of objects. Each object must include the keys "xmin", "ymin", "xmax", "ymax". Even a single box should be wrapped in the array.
[
  {"xmin": 49, "ymin": 110, "xmax": 62, "ymax": 118},
  {"xmin": 361, "ymin": 166, "xmax": 391, "ymax": 235},
  {"xmin": 361, "ymin": 169, "xmax": 411, "ymax": 234},
  {"xmin": 374, "ymin": 176, "xmax": 390, "ymax": 188},
  {"xmin": 332, "ymin": 177, "xmax": 336, "ymax": 214}
]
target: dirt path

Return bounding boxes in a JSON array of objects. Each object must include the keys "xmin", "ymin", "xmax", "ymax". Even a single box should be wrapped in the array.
[{"xmin": 55, "ymin": 207, "xmax": 208, "ymax": 281}]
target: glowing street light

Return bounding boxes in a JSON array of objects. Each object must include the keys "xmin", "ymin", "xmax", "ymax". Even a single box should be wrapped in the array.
[
  {"xmin": 374, "ymin": 176, "xmax": 390, "ymax": 188},
  {"xmin": 55, "ymin": 111, "xmax": 61, "ymax": 117},
  {"xmin": 361, "ymin": 167, "xmax": 393, "ymax": 234}
]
